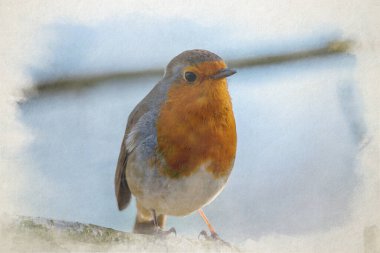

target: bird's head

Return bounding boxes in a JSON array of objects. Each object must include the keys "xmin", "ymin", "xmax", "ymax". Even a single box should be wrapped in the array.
[{"xmin": 163, "ymin": 49, "xmax": 236, "ymax": 89}]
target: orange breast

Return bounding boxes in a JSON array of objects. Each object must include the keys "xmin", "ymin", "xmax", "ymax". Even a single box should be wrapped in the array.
[{"xmin": 156, "ymin": 62, "xmax": 237, "ymax": 178}]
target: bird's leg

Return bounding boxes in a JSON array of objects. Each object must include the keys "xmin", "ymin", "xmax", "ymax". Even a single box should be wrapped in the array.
[
  {"xmin": 198, "ymin": 209, "xmax": 229, "ymax": 245},
  {"xmin": 151, "ymin": 209, "xmax": 176, "ymax": 237}
]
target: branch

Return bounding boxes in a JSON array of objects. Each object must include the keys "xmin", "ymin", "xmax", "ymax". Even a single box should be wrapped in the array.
[
  {"xmin": 1, "ymin": 214, "xmax": 238, "ymax": 252},
  {"xmin": 24, "ymin": 39, "xmax": 354, "ymax": 97}
]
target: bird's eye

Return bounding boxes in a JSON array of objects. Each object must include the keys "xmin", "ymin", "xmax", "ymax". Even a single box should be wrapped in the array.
[{"xmin": 184, "ymin": 72, "xmax": 197, "ymax": 83}]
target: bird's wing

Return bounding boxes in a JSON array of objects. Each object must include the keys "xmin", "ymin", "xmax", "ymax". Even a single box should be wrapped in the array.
[{"xmin": 115, "ymin": 102, "xmax": 149, "ymax": 210}]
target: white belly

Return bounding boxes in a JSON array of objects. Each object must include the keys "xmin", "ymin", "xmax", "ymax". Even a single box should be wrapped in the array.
[{"xmin": 126, "ymin": 156, "xmax": 229, "ymax": 216}]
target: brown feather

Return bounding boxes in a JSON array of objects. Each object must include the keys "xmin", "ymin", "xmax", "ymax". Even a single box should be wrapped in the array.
[
  {"xmin": 115, "ymin": 98, "xmax": 151, "ymax": 210},
  {"xmin": 115, "ymin": 136, "xmax": 131, "ymax": 210}
]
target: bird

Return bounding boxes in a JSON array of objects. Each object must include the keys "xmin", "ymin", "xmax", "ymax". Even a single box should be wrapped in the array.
[{"xmin": 115, "ymin": 49, "xmax": 237, "ymax": 241}]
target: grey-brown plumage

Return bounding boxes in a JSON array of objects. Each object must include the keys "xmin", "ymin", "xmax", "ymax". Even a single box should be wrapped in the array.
[
  {"xmin": 114, "ymin": 134, "xmax": 131, "ymax": 210},
  {"xmin": 115, "ymin": 101, "xmax": 150, "ymax": 211}
]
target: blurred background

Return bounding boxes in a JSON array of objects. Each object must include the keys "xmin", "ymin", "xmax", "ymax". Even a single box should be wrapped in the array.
[
  {"xmin": 19, "ymin": 18, "xmax": 364, "ymax": 241},
  {"xmin": 2, "ymin": 1, "xmax": 379, "ymax": 249}
]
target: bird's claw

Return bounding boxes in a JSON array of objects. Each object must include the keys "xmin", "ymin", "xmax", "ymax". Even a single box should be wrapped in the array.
[
  {"xmin": 198, "ymin": 230, "xmax": 230, "ymax": 246},
  {"xmin": 153, "ymin": 226, "xmax": 177, "ymax": 238}
]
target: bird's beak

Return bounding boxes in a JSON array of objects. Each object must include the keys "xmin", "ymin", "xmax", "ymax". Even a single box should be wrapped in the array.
[{"xmin": 210, "ymin": 68, "xmax": 237, "ymax": 80}]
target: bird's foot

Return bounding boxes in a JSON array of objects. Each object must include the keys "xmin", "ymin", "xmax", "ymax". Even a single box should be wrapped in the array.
[
  {"xmin": 153, "ymin": 226, "xmax": 177, "ymax": 238},
  {"xmin": 198, "ymin": 230, "xmax": 230, "ymax": 246}
]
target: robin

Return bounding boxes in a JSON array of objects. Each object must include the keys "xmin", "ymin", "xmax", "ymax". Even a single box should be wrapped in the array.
[{"xmin": 115, "ymin": 49, "xmax": 237, "ymax": 241}]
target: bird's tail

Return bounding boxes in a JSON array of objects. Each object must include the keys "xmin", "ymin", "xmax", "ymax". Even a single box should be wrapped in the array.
[
  {"xmin": 133, "ymin": 215, "xmax": 165, "ymax": 234},
  {"xmin": 133, "ymin": 201, "xmax": 166, "ymax": 234}
]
